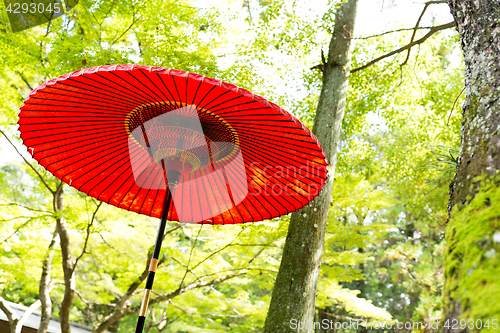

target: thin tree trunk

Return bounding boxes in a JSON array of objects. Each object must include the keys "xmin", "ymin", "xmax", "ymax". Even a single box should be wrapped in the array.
[
  {"xmin": 0, "ymin": 298, "xmax": 18, "ymax": 333},
  {"xmin": 444, "ymin": 1, "xmax": 500, "ymax": 331},
  {"xmin": 53, "ymin": 184, "xmax": 75, "ymax": 333},
  {"xmin": 15, "ymin": 301, "xmax": 41, "ymax": 333},
  {"xmin": 38, "ymin": 228, "xmax": 60, "ymax": 333},
  {"xmin": 0, "ymin": 298, "xmax": 41, "ymax": 333},
  {"xmin": 264, "ymin": 1, "xmax": 359, "ymax": 332}
]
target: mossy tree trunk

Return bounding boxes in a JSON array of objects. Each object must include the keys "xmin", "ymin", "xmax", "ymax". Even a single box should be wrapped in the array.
[
  {"xmin": 263, "ymin": 0, "xmax": 359, "ymax": 332},
  {"xmin": 444, "ymin": 1, "xmax": 500, "ymax": 331}
]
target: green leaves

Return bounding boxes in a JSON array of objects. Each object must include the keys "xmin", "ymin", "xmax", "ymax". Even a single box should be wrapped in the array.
[{"xmin": 0, "ymin": 0, "xmax": 467, "ymax": 330}]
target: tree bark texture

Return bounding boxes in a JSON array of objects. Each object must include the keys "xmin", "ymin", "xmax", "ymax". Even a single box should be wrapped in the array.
[
  {"xmin": 54, "ymin": 185, "xmax": 76, "ymax": 333},
  {"xmin": 444, "ymin": 1, "xmax": 500, "ymax": 332},
  {"xmin": 264, "ymin": 1, "xmax": 358, "ymax": 332},
  {"xmin": 38, "ymin": 228, "xmax": 59, "ymax": 333}
]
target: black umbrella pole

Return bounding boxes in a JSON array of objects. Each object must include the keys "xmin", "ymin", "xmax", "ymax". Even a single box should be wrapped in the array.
[{"xmin": 135, "ymin": 185, "xmax": 173, "ymax": 333}]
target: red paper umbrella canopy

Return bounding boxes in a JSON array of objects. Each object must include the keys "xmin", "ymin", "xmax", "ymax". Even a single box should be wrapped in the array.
[{"xmin": 18, "ymin": 65, "xmax": 327, "ymax": 224}]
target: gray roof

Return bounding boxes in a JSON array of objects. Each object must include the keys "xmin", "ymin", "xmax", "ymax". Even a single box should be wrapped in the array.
[{"xmin": 0, "ymin": 301, "xmax": 95, "ymax": 333}]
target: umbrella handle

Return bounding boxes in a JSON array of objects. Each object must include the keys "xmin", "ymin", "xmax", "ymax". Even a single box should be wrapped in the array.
[{"xmin": 135, "ymin": 172, "xmax": 178, "ymax": 333}]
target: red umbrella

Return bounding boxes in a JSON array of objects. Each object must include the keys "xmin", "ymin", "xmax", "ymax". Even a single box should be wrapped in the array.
[{"xmin": 18, "ymin": 65, "xmax": 328, "ymax": 332}]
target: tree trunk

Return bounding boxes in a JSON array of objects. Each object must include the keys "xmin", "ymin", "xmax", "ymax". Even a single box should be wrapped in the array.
[
  {"xmin": 263, "ymin": 1, "xmax": 359, "ymax": 332},
  {"xmin": 54, "ymin": 184, "xmax": 76, "ymax": 333},
  {"xmin": 38, "ymin": 228, "xmax": 59, "ymax": 333},
  {"xmin": 444, "ymin": 1, "xmax": 500, "ymax": 331}
]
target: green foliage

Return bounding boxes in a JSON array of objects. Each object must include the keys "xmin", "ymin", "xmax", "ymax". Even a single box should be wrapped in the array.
[
  {"xmin": 306, "ymin": 21, "xmax": 463, "ymax": 328},
  {"xmin": 444, "ymin": 175, "xmax": 500, "ymax": 332},
  {"xmin": 0, "ymin": 0, "xmax": 468, "ymax": 331},
  {"xmin": 0, "ymin": 164, "xmax": 289, "ymax": 331},
  {"xmin": 317, "ymin": 280, "xmax": 392, "ymax": 321},
  {"xmin": 0, "ymin": 0, "xmax": 279, "ymax": 330}
]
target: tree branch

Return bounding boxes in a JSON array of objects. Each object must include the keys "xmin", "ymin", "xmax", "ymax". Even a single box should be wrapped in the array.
[
  {"xmin": 71, "ymin": 202, "xmax": 102, "ymax": 275},
  {"xmin": 351, "ymin": 21, "xmax": 455, "ymax": 73},
  {"xmin": 92, "ymin": 224, "xmax": 182, "ymax": 332},
  {"xmin": 55, "ymin": 180, "xmax": 64, "ymax": 194},
  {"xmin": 93, "ymin": 271, "xmax": 245, "ymax": 333},
  {"xmin": 96, "ymin": 231, "xmax": 132, "ymax": 257},
  {"xmin": 92, "ymin": 250, "xmax": 168, "ymax": 333},
  {"xmin": 189, "ymin": 228, "xmax": 245, "ymax": 273},
  {"xmin": 93, "ymin": 225, "xmax": 259, "ymax": 333},
  {"xmin": 145, "ymin": 311, "xmax": 180, "ymax": 333},
  {"xmin": 102, "ymin": 0, "xmax": 118, "ymax": 22},
  {"xmin": 0, "ymin": 200, "xmax": 48, "ymax": 213},
  {"xmin": 0, "ymin": 215, "xmax": 51, "ymax": 223},
  {"xmin": 189, "ymin": 245, "xmax": 272, "ymax": 284},
  {"xmin": 1, "ymin": 218, "xmax": 41, "ymax": 244},
  {"xmin": 74, "ymin": 289, "xmax": 95, "ymax": 326},
  {"xmin": 447, "ymin": 86, "xmax": 465, "ymax": 125},
  {"xmin": 351, "ymin": 25, "xmax": 449, "ymax": 40},
  {"xmin": 123, "ymin": 273, "xmax": 246, "ymax": 318},
  {"xmin": 401, "ymin": 1, "xmax": 445, "ymax": 66},
  {"xmin": 16, "ymin": 300, "xmax": 41, "ymax": 333},
  {"xmin": 0, "ymin": 297, "xmax": 17, "ymax": 324},
  {"xmin": 424, "ymin": 0, "xmax": 447, "ymax": 4},
  {"xmin": 0, "ymin": 298, "xmax": 41, "ymax": 333},
  {"xmin": 111, "ymin": 16, "xmax": 142, "ymax": 45},
  {"xmin": 0, "ymin": 130, "xmax": 55, "ymax": 194},
  {"xmin": 163, "ymin": 225, "xmax": 182, "ymax": 237},
  {"xmin": 169, "ymin": 300, "xmax": 244, "ymax": 318},
  {"xmin": 179, "ymin": 224, "xmax": 204, "ymax": 287},
  {"xmin": 15, "ymin": 71, "xmax": 34, "ymax": 91},
  {"xmin": 315, "ymin": 307, "xmax": 359, "ymax": 321}
]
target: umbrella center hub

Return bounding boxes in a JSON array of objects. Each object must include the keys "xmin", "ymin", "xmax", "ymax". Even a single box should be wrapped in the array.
[{"xmin": 126, "ymin": 101, "xmax": 240, "ymax": 174}]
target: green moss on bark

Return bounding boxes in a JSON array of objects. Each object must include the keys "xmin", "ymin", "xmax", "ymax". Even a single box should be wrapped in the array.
[{"xmin": 445, "ymin": 175, "xmax": 500, "ymax": 332}]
